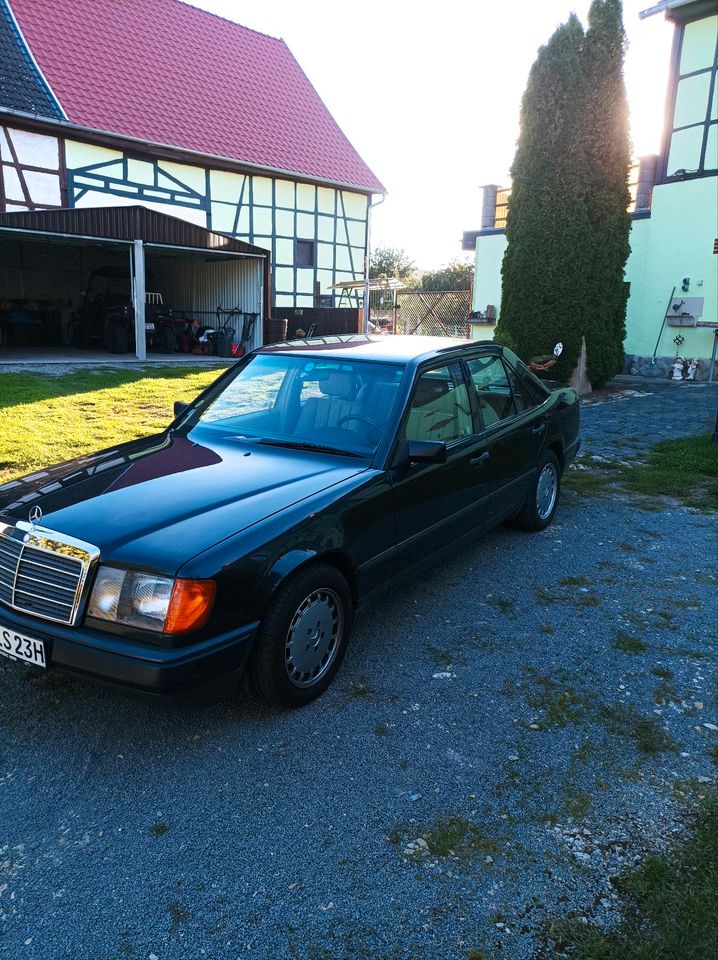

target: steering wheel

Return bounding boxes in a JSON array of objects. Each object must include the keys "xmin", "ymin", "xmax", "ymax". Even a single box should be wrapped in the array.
[{"xmin": 337, "ymin": 414, "xmax": 381, "ymax": 433}]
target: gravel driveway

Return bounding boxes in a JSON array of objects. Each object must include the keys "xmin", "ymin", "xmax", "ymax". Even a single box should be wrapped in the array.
[{"xmin": 1, "ymin": 380, "xmax": 716, "ymax": 960}]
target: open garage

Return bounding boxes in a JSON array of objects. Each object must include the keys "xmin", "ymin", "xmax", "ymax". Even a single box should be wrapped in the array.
[{"xmin": 0, "ymin": 206, "xmax": 269, "ymax": 364}]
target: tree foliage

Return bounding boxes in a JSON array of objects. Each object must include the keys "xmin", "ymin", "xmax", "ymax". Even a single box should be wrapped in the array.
[
  {"xmin": 421, "ymin": 259, "xmax": 473, "ymax": 291},
  {"xmin": 370, "ymin": 246, "xmax": 418, "ymax": 285},
  {"xmin": 495, "ymin": 1, "xmax": 632, "ymax": 386},
  {"xmin": 496, "ymin": 15, "xmax": 591, "ymax": 381},
  {"xmin": 582, "ymin": 0, "xmax": 632, "ymax": 384}
]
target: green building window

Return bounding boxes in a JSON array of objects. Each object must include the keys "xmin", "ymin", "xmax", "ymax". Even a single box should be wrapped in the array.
[{"xmin": 665, "ymin": 15, "xmax": 718, "ymax": 179}]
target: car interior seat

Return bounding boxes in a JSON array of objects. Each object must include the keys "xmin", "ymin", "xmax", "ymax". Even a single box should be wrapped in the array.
[
  {"xmin": 294, "ymin": 371, "xmax": 358, "ymax": 434},
  {"xmin": 355, "ymin": 380, "xmax": 400, "ymax": 424},
  {"xmin": 406, "ymin": 377, "xmax": 472, "ymax": 442},
  {"xmin": 474, "ymin": 389, "xmax": 513, "ymax": 426}
]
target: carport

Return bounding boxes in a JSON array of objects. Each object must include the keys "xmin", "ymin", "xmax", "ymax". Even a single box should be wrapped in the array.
[{"xmin": 0, "ymin": 206, "xmax": 269, "ymax": 362}]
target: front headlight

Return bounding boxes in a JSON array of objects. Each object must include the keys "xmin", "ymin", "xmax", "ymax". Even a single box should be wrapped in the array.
[{"xmin": 88, "ymin": 566, "xmax": 215, "ymax": 634}]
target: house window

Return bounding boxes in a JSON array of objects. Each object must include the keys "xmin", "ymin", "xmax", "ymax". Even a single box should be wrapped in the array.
[
  {"xmin": 495, "ymin": 188, "xmax": 510, "ymax": 229},
  {"xmin": 665, "ymin": 15, "xmax": 718, "ymax": 178},
  {"xmin": 295, "ymin": 239, "xmax": 316, "ymax": 267}
]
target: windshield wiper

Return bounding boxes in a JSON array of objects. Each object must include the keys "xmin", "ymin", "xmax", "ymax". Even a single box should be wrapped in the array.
[{"xmin": 257, "ymin": 438, "xmax": 365, "ymax": 458}]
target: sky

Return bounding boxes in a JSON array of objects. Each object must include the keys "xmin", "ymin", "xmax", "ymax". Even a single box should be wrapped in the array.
[{"xmin": 184, "ymin": 0, "xmax": 674, "ymax": 269}]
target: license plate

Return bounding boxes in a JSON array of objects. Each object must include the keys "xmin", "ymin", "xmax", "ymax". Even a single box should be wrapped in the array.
[
  {"xmin": 0, "ymin": 623, "xmax": 47, "ymax": 668},
  {"xmin": 145, "ymin": 323, "xmax": 156, "ymax": 331}
]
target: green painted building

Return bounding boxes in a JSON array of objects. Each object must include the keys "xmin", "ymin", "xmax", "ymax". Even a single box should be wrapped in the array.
[{"xmin": 463, "ymin": 0, "xmax": 718, "ymax": 379}]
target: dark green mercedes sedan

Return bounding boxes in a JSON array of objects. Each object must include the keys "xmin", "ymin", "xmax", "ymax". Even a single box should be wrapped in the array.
[{"xmin": 0, "ymin": 336, "xmax": 579, "ymax": 707}]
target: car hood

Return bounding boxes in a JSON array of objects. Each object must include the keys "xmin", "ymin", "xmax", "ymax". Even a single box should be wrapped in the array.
[{"xmin": 0, "ymin": 430, "xmax": 367, "ymax": 574}]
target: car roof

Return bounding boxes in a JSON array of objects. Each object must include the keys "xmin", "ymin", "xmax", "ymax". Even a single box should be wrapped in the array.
[{"xmin": 257, "ymin": 334, "xmax": 500, "ymax": 364}]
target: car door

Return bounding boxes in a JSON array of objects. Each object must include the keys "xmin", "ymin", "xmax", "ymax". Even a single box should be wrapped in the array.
[
  {"xmin": 391, "ymin": 361, "xmax": 494, "ymax": 575},
  {"xmin": 465, "ymin": 354, "xmax": 546, "ymax": 515}
]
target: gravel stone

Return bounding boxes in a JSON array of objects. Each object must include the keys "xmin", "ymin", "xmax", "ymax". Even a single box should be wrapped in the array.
[{"xmin": 0, "ymin": 379, "xmax": 715, "ymax": 959}]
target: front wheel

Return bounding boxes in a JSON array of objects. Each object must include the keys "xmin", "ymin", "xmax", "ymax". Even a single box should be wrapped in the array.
[
  {"xmin": 510, "ymin": 450, "xmax": 561, "ymax": 532},
  {"xmin": 248, "ymin": 563, "xmax": 353, "ymax": 708}
]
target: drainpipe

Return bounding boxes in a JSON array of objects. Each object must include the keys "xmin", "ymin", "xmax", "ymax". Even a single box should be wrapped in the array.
[
  {"xmin": 651, "ymin": 285, "xmax": 675, "ymax": 366},
  {"xmin": 363, "ymin": 192, "xmax": 387, "ymax": 334},
  {"xmin": 480, "ymin": 185, "xmax": 500, "ymax": 230}
]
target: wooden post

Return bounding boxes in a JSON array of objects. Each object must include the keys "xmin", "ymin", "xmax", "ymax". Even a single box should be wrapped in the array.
[{"xmin": 314, "ymin": 280, "xmax": 321, "ymax": 308}]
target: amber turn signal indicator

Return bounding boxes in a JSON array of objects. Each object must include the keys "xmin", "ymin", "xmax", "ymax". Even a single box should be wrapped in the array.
[{"xmin": 164, "ymin": 579, "xmax": 216, "ymax": 634}]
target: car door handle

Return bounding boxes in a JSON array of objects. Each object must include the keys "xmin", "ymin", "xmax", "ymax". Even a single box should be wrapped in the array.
[
  {"xmin": 470, "ymin": 451, "xmax": 490, "ymax": 466},
  {"xmin": 531, "ymin": 422, "xmax": 547, "ymax": 435}
]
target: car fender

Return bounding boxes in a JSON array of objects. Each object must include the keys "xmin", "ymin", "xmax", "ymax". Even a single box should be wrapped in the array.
[{"xmin": 266, "ymin": 548, "xmax": 318, "ymax": 597}]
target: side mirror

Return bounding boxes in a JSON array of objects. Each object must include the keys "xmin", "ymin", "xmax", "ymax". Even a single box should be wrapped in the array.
[
  {"xmin": 408, "ymin": 440, "xmax": 447, "ymax": 464},
  {"xmin": 173, "ymin": 401, "xmax": 189, "ymax": 419},
  {"xmin": 392, "ymin": 439, "xmax": 447, "ymax": 469}
]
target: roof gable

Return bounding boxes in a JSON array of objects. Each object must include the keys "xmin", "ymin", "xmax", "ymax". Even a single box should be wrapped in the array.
[
  {"xmin": 0, "ymin": 0, "xmax": 64, "ymax": 119},
  {"xmin": 6, "ymin": 0, "xmax": 383, "ymax": 193}
]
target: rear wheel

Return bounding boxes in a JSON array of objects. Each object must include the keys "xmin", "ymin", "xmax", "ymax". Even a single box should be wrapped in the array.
[
  {"xmin": 510, "ymin": 450, "xmax": 561, "ymax": 532},
  {"xmin": 249, "ymin": 563, "xmax": 353, "ymax": 708},
  {"xmin": 106, "ymin": 321, "xmax": 129, "ymax": 354}
]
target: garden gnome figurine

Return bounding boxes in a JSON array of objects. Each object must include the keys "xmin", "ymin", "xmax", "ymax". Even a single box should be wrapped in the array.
[
  {"xmin": 686, "ymin": 358, "xmax": 699, "ymax": 381},
  {"xmin": 671, "ymin": 357, "xmax": 685, "ymax": 381}
]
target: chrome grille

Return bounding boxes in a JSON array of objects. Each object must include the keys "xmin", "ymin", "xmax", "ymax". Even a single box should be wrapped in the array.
[{"xmin": 0, "ymin": 520, "xmax": 99, "ymax": 626}]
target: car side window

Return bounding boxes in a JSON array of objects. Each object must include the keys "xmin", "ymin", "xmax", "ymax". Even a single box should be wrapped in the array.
[
  {"xmin": 466, "ymin": 356, "xmax": 517, "ymax": 427},
  {"xmin": 403, "ymin": 363, "xmax": 474, "ymax": 444},
  {"xmin": 504, "ymin": 364, "xmax": 536, "ymax": 413},
  {"xmin": 514, "ymin": 362, "xmax": 549, "ymax": 406}
]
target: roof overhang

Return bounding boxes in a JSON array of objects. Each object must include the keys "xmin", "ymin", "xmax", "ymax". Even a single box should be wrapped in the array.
[
  {"xmin": 0, "ymin": 107, "xmax": 381, "ymax": 197},
  {"xmin": 0, "ymin": 205, "xmax": 270, "ymax": 258},
  {"xmin": 639, "ymin": 0, "xmax": 716, "ymax": 20}
]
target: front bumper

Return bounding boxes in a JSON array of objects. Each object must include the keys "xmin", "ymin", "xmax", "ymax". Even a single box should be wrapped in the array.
[{"xmin": 0, "ymin": 604, "xmax": 259, "ymax": 703}]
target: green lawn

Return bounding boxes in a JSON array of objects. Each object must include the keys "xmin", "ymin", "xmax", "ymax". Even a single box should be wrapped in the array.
[
  {"xmin": 547, "ymin": 797, "xmax": 718, "ymax": 960},
  {"xmin": 620, "ymin": 434, "xmax": 718, "ymax": 507},
  {"xmin": 564, "ymin": 434, "xmax": 718, "ymax": 510},
  {"xmin": 0, "ymin": 367, "xmax": 223, "ymax": 485}
]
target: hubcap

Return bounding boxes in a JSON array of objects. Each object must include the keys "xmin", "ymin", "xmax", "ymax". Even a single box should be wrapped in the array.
[
  {"xmin": 285, "ymin": 588, "xmax": 343, "ymax": 688},
  {"xmin": 536, "ymin": 463, "xmax": 558, "ymax": 520}
]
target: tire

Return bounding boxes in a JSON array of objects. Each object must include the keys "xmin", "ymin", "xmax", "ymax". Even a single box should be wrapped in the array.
[
  {"xmin": 155, "ymin": 325, "xmax": 175, "ymax": 354},
  {"xmin": 248, "ymin": 563, "xmax": 353, "ymax": 708},
  {"xmin": 67, "ymin": 319, "xmax": 83, "ymax": 348},
  {"xmin": 510, "ymin": 450, "xmax": 561, "ymax": 532},
  {"xmin": 106, "ymin": 322, "xmax": 129, "ymax": 354}
]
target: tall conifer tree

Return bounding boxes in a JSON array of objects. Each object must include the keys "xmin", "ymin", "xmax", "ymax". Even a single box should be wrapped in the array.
[
  {"xmin": 496, "ymin": 2, "xmax": 632, "ymax": 386},
  {"xmin": 583, "ymin": 0, "xmax": 632, "ymax": 385},
  {"xmin": 496, "ymin": 15, "xmax": 592, "ymax": 380}
]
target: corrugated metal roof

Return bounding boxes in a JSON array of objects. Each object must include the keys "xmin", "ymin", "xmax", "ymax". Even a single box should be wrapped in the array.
[{"xmin": 0, "ymin": 205, "xmax": 269, "ymax": 256}]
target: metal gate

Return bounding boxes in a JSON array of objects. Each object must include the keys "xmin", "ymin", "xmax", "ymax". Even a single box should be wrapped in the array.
[{"xmin": 369, "ymin": 289, "xmax": 471, "ymax": 338}]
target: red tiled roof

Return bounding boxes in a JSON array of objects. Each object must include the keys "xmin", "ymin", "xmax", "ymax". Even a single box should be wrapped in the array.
[{"xmin": 8, "ymin": 0, "xmax": 383, "ymax": 192}]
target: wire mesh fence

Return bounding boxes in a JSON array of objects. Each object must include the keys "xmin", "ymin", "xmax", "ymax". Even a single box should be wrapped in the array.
[{"xmin": 369, "ymin": 288, "xmax": 472, "ymax": 338}]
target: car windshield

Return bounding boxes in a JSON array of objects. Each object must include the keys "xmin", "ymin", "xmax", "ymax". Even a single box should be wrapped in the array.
[{"xmin": 188, "ymin": 353, "xmax": 405, "ymax": 456}]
